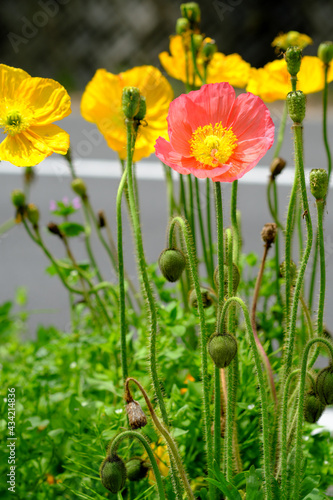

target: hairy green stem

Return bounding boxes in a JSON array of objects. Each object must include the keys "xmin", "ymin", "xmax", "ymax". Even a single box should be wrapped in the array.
[
  {"xmin": 206, "ymin": 179, "xmax": 214, "ymax": 277},
  {"xmin": 230, "ymin": 180, "xmax": 240, "ymax": 265},
  {"xmin": 195, "ymin": 177, "xmax": 212, "ymax": 285},
  {"xmin": 323, "ymin": 64, "xmax": 332, "ymax": 181}
]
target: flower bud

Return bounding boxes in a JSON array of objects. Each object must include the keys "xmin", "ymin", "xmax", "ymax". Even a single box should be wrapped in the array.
[
  {"xmin": 303, "ymin": 391, "xmax": 325, "ymax": 423},
  {"xmin": 318, "ymin": 41, "xmax": 333, "ymax": 64},
  {"xmin": 285, "ymin": 46, "xmax": 302, "ymax": 77},
  {"xmin": 309, "ymin": 169, "xmax": 328, "ymax": 201},
  {"xmin": 176, "ymin": 17, "xmax": 190, "ymax": 35},
  {"xmin": 11, "ymin": 189, "xmax": 25, "ymax": 208},
  {"xmin": 100, "ymin": 454, "xmax": 127, "ymax": 494},
  {"xmin": 24, "ymin": 166, "xmax": 35, "ymax": 184},
  {"xmin": 213, "ymin": 263, "xmax": 240, "ymax": 297},
  {"xmin": 134, "ymin": 96, "xmax": 146, "ymax": 122},
  {"xmin": 280, "ymin": 260, "xmax": 297, "ymax": 286},
  {"xmin": 180, "ymin": 2, "xmax": 201, "ymax": 25},
  {"xmin": 27, "ymin": 203, "xmax": 39, "ymax": 226},
  {"xmin": 188, "ymin": 286, "xmax": 215, "ymax": 309},
  {"xmin": 122, "ymin": 87, "xmax": 141, "ymax": 120},
  {"xmin": 126, "ymin": 458, "xmax": 150, "ymax": 482},
  {"xmin": 47, "ymin": 222, "xmax": 63, "ymax": 239},
  {"xmin": 261, "ymin": 223, "xmax": 277, "ymax": 247},
  {"xmin": 126, "ymin": 400, "xmax": 147, "ymax": 429},
  {"xmin": 158, "ymin": 248, "xmax": 186, "ymax": 282},
  {"xmin": 71, "ymin": 178, "xmax": 87, "ymax": 197},
  {"xmin": 315, "ymin": 364, "xmax": 333, "ymax": 405},
  {"xmin": 192, "ymin": 34, "xmax": 203, "ymax": 53},
  {"xmin": 202, "ymin": 38, "xmax": 217, "ymax": 60},
  {"xmin": 287, "ymin": 90, "xmax": 306, "ymax": 123},
  {"xmin": 270, "ymin": 157, "xmax": 286, "ymax": 179},
  {"xmin": 208, "ymin": 333, "xmax": 237, "ymax": 368}
]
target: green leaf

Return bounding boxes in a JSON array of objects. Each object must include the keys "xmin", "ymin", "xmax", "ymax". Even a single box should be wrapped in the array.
[
  {"xmin": 59, "ymin": 221, "xmax": 85, "ymax": 237},
  {"xmin": 206, "ymin": 463, "xmax": 242, "ymax": 500},
  {"xmin": 302, "ymin": 489, "xmax": 326, "ymax": 500},
  {"xmin": 246, "ymin": 466, "xmax": 264, "ymax": 500},
  {"xmin": 300, "ymin": 476, "xmax": 321, "ymax": 498}
]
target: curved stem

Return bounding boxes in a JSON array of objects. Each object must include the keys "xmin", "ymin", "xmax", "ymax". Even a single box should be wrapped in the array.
[
  {"xmin": 292, "ymin": 338, "xmax": 333, "ymax": 499},
  {"xmin": 108, "ymin": 430, "xmax": 166, "ymax": 500},
  {"xmin": 125, "ymin": 378, "xmax": 195, "ymax": 500},
  {"xmin": 218, "ymin": 297, "xmax": 273, "ymax": 500},
  {"xmin": 168, "ymin": 216, "xmax": 214, "ymax": 500}
]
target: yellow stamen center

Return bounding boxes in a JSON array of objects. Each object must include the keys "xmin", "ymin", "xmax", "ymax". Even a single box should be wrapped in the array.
[
  {"xmin": 0, "ymin": 99, "xmax": 34, "ymax": 136},
  {"xmin": 189, "ymin": 122, "xmax": 238, "ymax": 168}
]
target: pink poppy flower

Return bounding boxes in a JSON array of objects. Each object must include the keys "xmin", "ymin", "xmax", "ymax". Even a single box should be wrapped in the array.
[{"xmin": 155, "ymin": 82, "xmax": 274, "ymax": 182}]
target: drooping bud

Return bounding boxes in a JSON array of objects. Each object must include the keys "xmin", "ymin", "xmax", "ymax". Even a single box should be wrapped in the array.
[
  {"xmin": 180, "ymin": 2, "xmax": 201, "ymax": 25},
  {"xmin": 270, "ymin": 157, "xmax": 286, "ymax": 179},
  {"xmin": 287, "ymin": 90, "xmax": 306, "ymax": 123},
  {"xmin": 126, "ymin": 458, "xmax": 150, "ymax": 482},
  {"xmin": 261, "ymin": 223, "xmax": 277, "ymax": 247},
  {"xmin": 213, "ymin": 263, "xmax": 240, "ymax": 297},
  {"xmin": 134, "ymin": 95, "xmax": 146, "ymax": 122},
  {"xmin": 158, "ymin": 248, "xmax": 186, "ymax": 282},
  {"xmin": 317, "ymin": 41, "xmax": 333, "ymax": 64},
  {"xmin": 188, "ymin": 286, "xmax": 215, "ymax": 309},
  {"xmin": 26, "ymin": 203, "xmax": 39, "ymax": 227},
  {"xmin": 208, "ymin": 333, "xmax": 237, "ymax": 368},
  {"xmin": 315, "ymin": 364, "xmax": 333, "ymax": 405},
  {"xmin": 280, "ymin": 260, "xmax": 298, "ymax": 286},
  {"xmin": 309, "ymin": 169, "xmax": 329, "ymax": 201},
  {"xmin": 71, "ymin": 178, "xmax": 87, "ymax": 197},
  {"xmin": 176, "ymin": 17, "xmax": 190, "ymax": 35},
  {"xmin": 122, "ymin": 87, "xmax": 141, "ymax": 120},
  {"xmin": 285, "ymin": 46, "xmax": 302, "ymax": 77},
  {"xmin": 303, "ymin": 392, "xmax": 325, "ymax": 423},
  {"xmin": 47, "ymin": 222, "xmax": 63, "ymax": 239},
  {"xmin": 201, "ymin": 38, "xmax": 217, "ymax": 60},
  {"xmin": 100, "ymin": 454, "xmax": 127, "ymax": 494},
  {"xmin": 11, "ymin": 189, "xmax": 25, "ymax": 208},
  {"xmin": 126, "ymin": 400, "xmax": 147, "ymax": 429}
]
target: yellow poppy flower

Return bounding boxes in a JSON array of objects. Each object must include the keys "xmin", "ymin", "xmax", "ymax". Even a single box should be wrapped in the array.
[
  {"xmin": 80, "ymin": 66, "xmax": 173, "ymax": 162},
  {"xmin": 0, "ymin": 64, "xmax": 71, "ymax": 167},
  {"xmin": 159, "ymin": 35, "xmax": 250, "ymax": 88},
  {"xmin": 272, "ymin": 31, "xmax": 313, "ymax": 51},
  {"xmin": 247, "ymin": 56, "xmax": 333, "ymax": 102}
]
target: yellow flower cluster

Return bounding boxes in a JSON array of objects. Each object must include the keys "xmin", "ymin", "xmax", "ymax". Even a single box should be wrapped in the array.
[{"xmin": 272, "ymin": 31, "xmax": 313, "ymax": 51}]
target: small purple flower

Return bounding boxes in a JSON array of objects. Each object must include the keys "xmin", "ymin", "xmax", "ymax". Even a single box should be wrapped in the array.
[
  {"xmin": 62, "ymin": 196, "xmax": 69, "ymax": 205},
  {"xmin": 72, "ymin": 197, "xmax": 81, "ymax": 210},
  {"xmin": 49, "ymin": 200, "xmax": 57, "ymax": 211}
]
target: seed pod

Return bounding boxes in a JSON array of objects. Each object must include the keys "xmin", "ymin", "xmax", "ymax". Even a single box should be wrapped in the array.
[
  {"xmin": 303, "ymin": 392, "xmax": 325, "ymax": 423},
  {"xmin": 11, "ymin": 189, "xmax": 25, "ymax": 208},
  {"xmin": 214, "ymin": 263, "xmax": 240, "ymax": 297},
  {"xmin": 208, "ymin": 333, "xmax": 237, "ymax": 368},
  {"xmin": 158, "ymin": 248, "xmax": 186, "ymax": 282},
  {"xmin": 261, "ymin": 223, "xmax": 277, "ymax": 247},
  {"xmin": 100, "ymin": 454, "xmax": 127, "ymax": 493},
  {"xmin": 126, "ymin": 400, "xmax": 147, "ymax": 429},
  {"xmin": 188, "ymin": 287, "xmax": 215, "ymax": 309},
  {"xmin": 122, "ymin": 87, "xmax": 141, "ymax": 120},
  {"xmin": 315, "ymin": 364, "xmax": 333, "ymax": 405},
  {"xmin": 287, "ymin": 90, "xmax": 306, "ymax": 123},
  {"xmin": 309, "ymin": 169, "xmax": 328, "ymax": 201},
  {"xmin": 285, "ymin": 46, "xmax": 302, "ymax": 77},
  {"xmin": 126, "ymin": 458, "xmax": 150, "ymax": 482},
  {"xmin": 71, "ymin": 178, "xmax": 87, "ymax": 197}
]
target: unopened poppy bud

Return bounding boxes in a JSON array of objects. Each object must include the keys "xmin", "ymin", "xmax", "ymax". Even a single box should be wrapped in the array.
[
  {"xmin": 27, "ymin": 203, "xmax": 39, "ymax": 226},
  {"xmin": 270, "ymin": 157, "xmax": 286, "ymax": 179},
  {"xmin": 318, "ymin": 41, "xmax": 333, "ymax": 64},
  {"xmin": 100, "ymin": 454, "xmax": 127, "ymax": 494},
  {"xmin": 315, "ymin": 364, "xmax": 333, "ymax": 405},
  {"xmin": 126, "ymin": 400, "xmax": 147, "ymax": 429},
  {"xmin": 180, "ymin": 2, "xmax": 201, "ymax": 25},
  {"xmin": 287, "ymin": 90, "xmax": 306, "ymax": 123},
  {"xmin": 280, "ymin": 260, "xmax": 297, "ymax": 286},
  {"xmin": 126, "ymin": 458, "xmax": 150, "ymax": 482},
  {"xmin": 202, "ymin": 38, "xmax": 217, "ymax": 60},
  {"xmin": 188, "ymin": 286, "xmax": 215, "ymax": 309},
  {"xmin": 213, "ymin": 263, "xmax": 240, "ymax": 297},
  {"xmin": 158, "ymin": 248, "xmax": 186, "ymax": 282},
  {"xmin": 47, "ymin": 222, "xmax": 63, "ymax": 239},
  {"xmin": 192, "ymin": 34, "xmax": 203, "ymax": 53},
  {"xmin": 134, "ymin": 96, "xmax": 146, "ymax": 122},
  {"xmin": 261, "ymin": 223, "xmax": 277, "ymax": 247},
  {"xmin": 71, "ymin": 178, "xmax": 87, "ymax": 197},
  {"xmin": 303, "ymin": 392, "xmax": 325, "ymax": 423},
  {"xmin": 176, "ymin": 17, "xmax": 190, "ymax": 35},
  {"xmin": 285, "ymin": 46, "xmax": 302, "ymax": 77},
  {"xmin": 11, "ymin": 189, "xmax": 25, "ymax": 208},
  {"xmin": 309, "ymin": 169, "xmax": 328, "ymax": 201},
  {"xmin": 208, "ymin": 333, "xmax": 237, "ymax": 368},
  {"xmin": 122, "ymin": 87, "xmax": 141, "ymax": 120}
]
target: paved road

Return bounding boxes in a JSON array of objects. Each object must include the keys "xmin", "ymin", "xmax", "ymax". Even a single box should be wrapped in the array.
[{"xmin": 1, "ymin": 110, "xmax": 333, "ymax": 340}]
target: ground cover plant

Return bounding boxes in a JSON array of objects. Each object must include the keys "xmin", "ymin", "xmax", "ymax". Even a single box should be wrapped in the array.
[{"xmin": 1, "ymin": 4, "xmax": 333, "ymax": 499}]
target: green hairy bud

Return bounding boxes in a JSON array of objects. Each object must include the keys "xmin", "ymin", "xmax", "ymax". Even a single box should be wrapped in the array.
[
  {"xmin": 287, "ymin": 90, "xmax": 306, "ymax": 123},
  {"xmin": 122, "ymin": 87, "xmax": 141, "ymax": 120},
  {"xmin": 126, "ymin": 458, "xmax": 150, "ymax": 482},
  {"xmin": 315, "ymin": 364, "xmax": 333, "ymax": 405},
  {"xmin": 158, "ymin": 248, "xmax": 186, "ymax": 282},
  {"xmin": 26, "ymin": 203, "xmax": 39, "ymax": 226},
  {"xmin": 303, "ymin": 392, "xmax": 325, "ymax": 423},
  {"xmin": 100, "ymin": 454, "xmax": 127, "ymax": 493},
  {"xmin": 309, "ymin": 169, "xmax": 329, "ymax": 201},
  {"xmin": 71, "ymin": 178, "xmax": 87, "ymax": 197},
  {"xmin": 188, "ymin": 286, "xmax": 215, "ymax": 309},
  {"xmin": 208, "ymin": 333, "xmax": 237, "ymax": 368},
  {"xmin": 11, "ymin": 189, "xmax": 25, "ymax": 208},
  {"xmin": 317, "ymin": 41, "xmax": 333, "ymax": 64},
  {"xmin": 134, "ymin": 95, "xmax": 146, "ymax": 122},
  {"xmin": 176, "ymin": 17, "xmax": 190, "ymax": 35},
  {"xmin": 180, "ymin": 2, "xmax": 201, "ymax": 24}
]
